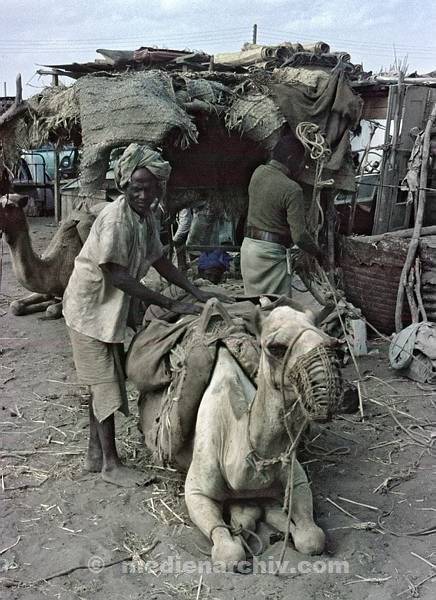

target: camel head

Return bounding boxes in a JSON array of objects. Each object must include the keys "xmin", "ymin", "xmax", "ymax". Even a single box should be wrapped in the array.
[
  {"xmin": 258, "ymin": 306, "xmax": 343, "ymax": 423},
  {"xmin": 0, "ymin": 195, "xmax": 29, "ymax": 242}
]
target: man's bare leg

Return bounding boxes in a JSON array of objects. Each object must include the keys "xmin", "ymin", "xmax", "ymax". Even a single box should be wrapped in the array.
[
  {"xmin": 96, "ymin": 411, "xmax": 146, "ymax": 487},
  {"xmin": 83, "ymin": 401, "xmax": 103, "ymax": 473}
]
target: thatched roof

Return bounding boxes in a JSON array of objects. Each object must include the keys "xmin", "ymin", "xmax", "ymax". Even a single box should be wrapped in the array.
[{"xmin": 0, "ymin": 42, "xmax": 366, "ymax": 195}]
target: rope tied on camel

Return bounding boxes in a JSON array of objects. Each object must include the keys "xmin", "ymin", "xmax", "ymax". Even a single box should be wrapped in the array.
[{"xmin": 244, "ymin": 325, "xmax": 343, "ymax": 575}]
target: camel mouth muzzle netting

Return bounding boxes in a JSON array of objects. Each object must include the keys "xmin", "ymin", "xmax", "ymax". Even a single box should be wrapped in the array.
[{"xmin": 286, "ymin": 344, "xmax": 343, "ymax": 422}]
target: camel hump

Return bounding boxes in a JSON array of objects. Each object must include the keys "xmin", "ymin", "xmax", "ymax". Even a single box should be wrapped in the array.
[
  {"xmin": 76, "ymin": 214, "xmax": 96, "ymax": 245},
  {"xmin": 68, "ymin": 202, "xmax": 110, "ymax": 244}
]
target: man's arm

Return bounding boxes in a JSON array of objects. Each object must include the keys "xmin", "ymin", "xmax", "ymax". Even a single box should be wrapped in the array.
[
  {"xmin": 152, "ymin": 255, "xmax": 233, "ymax": 303},
  {"xmin": 153, "ymin": 255, "xmax": 200, "ymax": 297},
  {"xmin": 100, "ymin": 263, "xmax": 200, "ymax": 315},
  {"xmin": 173, "ymin": 208, "xmax": 193, "ymax": 247},
  {"xmin": 285, "ymin": 187, "xmax": 321, "ymax": 260}
]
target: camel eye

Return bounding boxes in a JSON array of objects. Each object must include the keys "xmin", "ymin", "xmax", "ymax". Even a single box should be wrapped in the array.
[{"xmin": 268, "ymin": 343, "xmax": 287, "ymax": 359}]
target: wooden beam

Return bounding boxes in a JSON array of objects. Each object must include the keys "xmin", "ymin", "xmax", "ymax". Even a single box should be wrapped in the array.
[{"xmin": 365, "ymin": 224, "xmax": 436, "ymax": 242}]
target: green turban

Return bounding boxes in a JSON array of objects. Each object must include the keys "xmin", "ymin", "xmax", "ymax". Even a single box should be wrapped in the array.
[{"xmin": 114, "ymin": 144, "xmax": 172, "ymax": 192}]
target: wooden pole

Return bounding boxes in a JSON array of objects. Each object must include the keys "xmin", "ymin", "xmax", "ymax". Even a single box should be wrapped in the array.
[
  {"xmin": 326, "ymin": 191, "xmax": 336, "ymax": 283},
  {"xmin": 51, "ymin": 73, "xmax": 61, "ymax": 223},
  {"xmin": 15, "ymin": 73, "xmax": 22, "ymax": 104},
  {"xmin": 176, "ymin": 246, "xmax": 188, "ymax": 272},
  {"xmin": 53, "ymin": 151, "xmax": 60, "ymax": 223},
  {"xmin": 0, "ymin": 73, "xmax": 27, "ymax": 127},
  {"xmin": 372, "ymin": 86, "xmax": 396, "ymax": 234},
  {"xmin": 395, "ymin": 102, "xmax": 436, "ymax": 332},
  {"xmin": 348, "ymin": 122, "xmax": 378, "ymax": 234},
  {"xmin": 365, "ymin": 224, "xmax": 436, "ymax": 243},
  {"xmin": 252, "ymin": 24, "xmax": 258, "ymax": 44}
]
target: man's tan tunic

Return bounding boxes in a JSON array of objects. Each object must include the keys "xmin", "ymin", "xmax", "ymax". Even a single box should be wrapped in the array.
[
  {"xmin": 63, "ymin": 197, "xmax": 163, "ymax": 421},
  {"xmin": 64, "ymin": 196, "xmax": 163, "ymax": 343}
]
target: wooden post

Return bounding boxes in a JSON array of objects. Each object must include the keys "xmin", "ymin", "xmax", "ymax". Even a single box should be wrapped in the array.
[
  {"xmin": 252, "ymin": 24, "xmax": 258, "ymax": 44},
  {"xmin": 51, "ymin": 73, "xmax": 61, "ymax": 223},
  {"xmin": 372, "ymin": 86, "xmax": 397, "ymax": 234},
  {"xmin": 326, "ymin": 191, "xmax": 336, "ymax": 282},
  {"xmin": 0, "ymin": 73, "xmax": 27, "ymax": 127},
  {"xmin": 53, "ymin": 151, "xmax": 60, "ymax": 223},
  {"xmin": 176, "ymin": 245, "xmax": 188, "ymax": 272},
  {"xmin": 348, "ymin": 121, "xmax": 378, "ymax": 234},
  {"xmin": 15, "ymin": 74, "xmax": 22, "ymax": 104},
  {"xmin": 395, "ymin": 102, "xmax": 436, "ymax": 331}
]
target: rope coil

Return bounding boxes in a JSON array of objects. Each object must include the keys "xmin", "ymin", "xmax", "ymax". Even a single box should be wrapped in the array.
[
  {"xmin": 295, "ymin": 122, "xmax": 333, "ymax": 240},
  {"xmin": 295, "ymin": 122, "xmax": 331, "ymax": 162}
]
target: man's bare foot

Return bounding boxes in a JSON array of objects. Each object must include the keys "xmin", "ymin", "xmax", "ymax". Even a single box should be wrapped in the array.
[
  {"xmin": 83, "ymin": 451, "xmax": 103, "ymax": 473},
  {"xmin": 101, "ymin": 463, "xmax": 147, "ymax": 487}
]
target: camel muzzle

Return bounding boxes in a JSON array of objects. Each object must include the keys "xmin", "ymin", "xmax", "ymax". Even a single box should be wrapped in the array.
[{"xmin": 286, "ymin": 344, "xmax": 343, "ymax": 423}]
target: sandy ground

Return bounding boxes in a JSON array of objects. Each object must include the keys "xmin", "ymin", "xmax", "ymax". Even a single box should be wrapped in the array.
[{"xmin": 1, "ymin": 217, "xmax": 436, "ymax": 600}]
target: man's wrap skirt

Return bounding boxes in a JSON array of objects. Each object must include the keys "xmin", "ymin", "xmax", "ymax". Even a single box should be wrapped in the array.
[
  {"xmin": 68, "ymin": 327, "xmax": 129, "ymax": 422},
  {"xmin": 241, "ymin": 237, "xmax": 293, "ymax": 296}
]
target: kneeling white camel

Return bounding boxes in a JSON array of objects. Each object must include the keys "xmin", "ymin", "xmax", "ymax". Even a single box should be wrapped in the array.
[{"xmin": 130, "ymin": 302, "xmax": 342, "ymax": 568}]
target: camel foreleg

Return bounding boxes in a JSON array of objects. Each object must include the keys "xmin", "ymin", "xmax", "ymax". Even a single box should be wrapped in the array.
[
  {"xmin": 40, "ymin": 300, "xmax": 63, "ymax": 320},
  {"xmin": 10, "ymin": 293, "xmax": 58, "ymax": 316},
  {"xmin": 264, "ymin": 460, "xmax": 325, "ymax": 555},
  {"xmin": 185, "ymin": 470, "xmax": 246, "ymax": 568}
]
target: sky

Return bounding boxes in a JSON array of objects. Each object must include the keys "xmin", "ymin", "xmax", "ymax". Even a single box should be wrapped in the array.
[{"xmin": 1, "ymin": 0, "xmax": 435, "ymax": 98}]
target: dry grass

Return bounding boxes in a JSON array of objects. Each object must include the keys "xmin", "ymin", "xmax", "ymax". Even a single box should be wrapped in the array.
[{"xmin": 143, "ymin": 478, "xmax": 190, "ymax": 528}]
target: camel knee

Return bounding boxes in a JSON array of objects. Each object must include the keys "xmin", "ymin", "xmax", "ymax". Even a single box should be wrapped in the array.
[
  {"xmin": 230, "ymin": 503, "xmax": 262, "ymax": 533},
  {"xmin": 45, "ymin": 301, "xmax": 63, "ymax": 319},
  {"xmin": 211, "ymin": 532, "xmax": 246, "ymax": 570},
  {"xmin": 264, "ymin": 502, "xmax": 325, "ymax": 555},
  {"xmin": 10, "ymin": 300, "xmax": 26, "ymax": 316},
  {"xmin": 10, "ymin": 294, "xmax": 56, "ymax": 316},
  {"xmin": 293, "ymin": 523, "xmax": 325, "ymax": 555}
]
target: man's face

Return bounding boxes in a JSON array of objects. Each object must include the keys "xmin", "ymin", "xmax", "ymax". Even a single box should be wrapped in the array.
[{"xmin": 126, "ymin": 168, "xmax": 159, "ymax": 217}]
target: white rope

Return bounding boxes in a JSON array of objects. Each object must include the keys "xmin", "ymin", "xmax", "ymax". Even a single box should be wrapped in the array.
[
  {"xmin": 295, "ymin": 122, "xmax": 333, "ymax": 240},
  {"xmin": 295, "ymin": 122, "xmax": 331, "ymax": 162}
]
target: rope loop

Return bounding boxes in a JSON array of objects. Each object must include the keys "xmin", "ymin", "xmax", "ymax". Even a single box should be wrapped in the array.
[{"xmin": 295, "ymin": 122, "xmax": 331, "ymax": 162}]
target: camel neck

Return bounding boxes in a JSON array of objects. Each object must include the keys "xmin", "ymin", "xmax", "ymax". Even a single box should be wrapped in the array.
[
  {"xmin": 248, "ymin": 357, "xmax": 292, "ymax": 459},
  {"xmin": 8, "ymin": 229, "xmax": 48, "ymax": 292}
]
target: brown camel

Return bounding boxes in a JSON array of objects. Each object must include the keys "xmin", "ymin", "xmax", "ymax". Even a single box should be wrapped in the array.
[{"xmin": 0, "ymin": 194, "xmax": 97, "ymax": 318}]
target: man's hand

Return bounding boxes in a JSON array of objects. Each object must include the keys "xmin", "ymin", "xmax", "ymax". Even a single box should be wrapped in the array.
[
  {"xmin": 152, "ymin": 256, "xmax": 235, "ymax": 305},
  {"xmin": 170, "ymin": 301, "xmax": 202, "ymax": 316},
  {"xmin": 192, "ymin": 289, "xmax": 235, "ymax": 304}
]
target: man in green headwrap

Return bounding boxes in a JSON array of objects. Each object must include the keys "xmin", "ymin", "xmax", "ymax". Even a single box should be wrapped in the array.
[{"xmin": 63, "ymin": 144, "xmax": 226, "ymax": 487}]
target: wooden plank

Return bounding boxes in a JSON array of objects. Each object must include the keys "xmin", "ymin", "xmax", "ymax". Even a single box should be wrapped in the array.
[
  {"xmin": 399, "ymin": 86, "xmax": 429, "ymax": 151},
  {"xmin": 373, "ymin": 85, "xmax": 436, "ymax": 234},
  {"xmin": 389, "ymin": 86, "xmax": 432, "ymax": 230},
  {"xmin": 361, "ymin": 92, "xmax": 388, "ymax": 119},
  {"xmin": 372, "ymin": 86, "xmax": 398, "ymax": 234}
]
